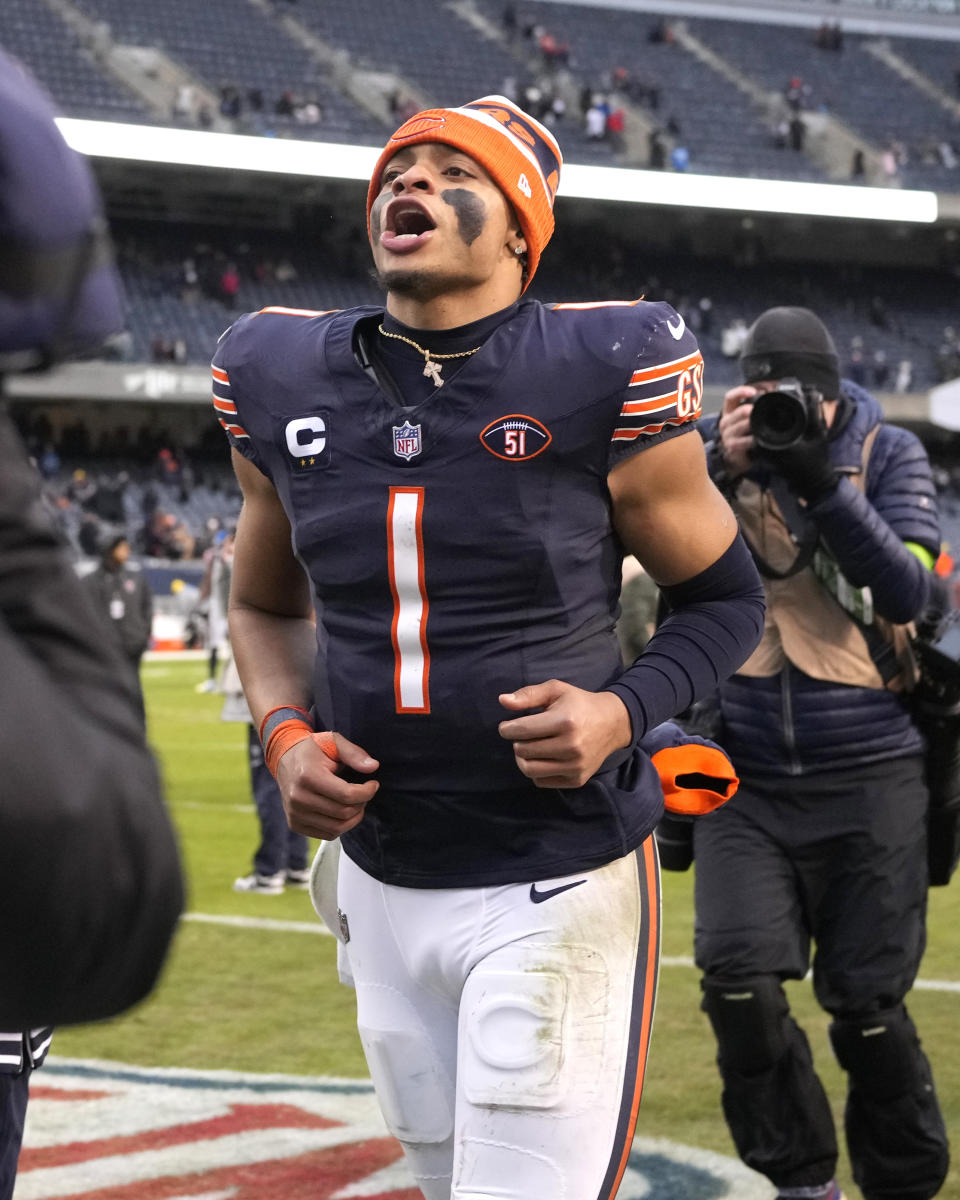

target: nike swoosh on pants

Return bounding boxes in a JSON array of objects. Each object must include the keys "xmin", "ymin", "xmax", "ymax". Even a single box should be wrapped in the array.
[{"xmin": 529, "ymin": 879, "xmax": 587, "ymax": 903}]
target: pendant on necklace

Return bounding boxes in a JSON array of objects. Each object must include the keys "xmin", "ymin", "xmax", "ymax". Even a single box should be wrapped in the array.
[{"xmin": 423, "ymin": 358, "xmax": 444, "ymax": 388}]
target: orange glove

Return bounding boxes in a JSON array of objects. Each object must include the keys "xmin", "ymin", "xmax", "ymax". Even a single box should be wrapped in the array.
[{"xmin": 650, "ymin": 742, "xmax": 739, "ymax": 817}]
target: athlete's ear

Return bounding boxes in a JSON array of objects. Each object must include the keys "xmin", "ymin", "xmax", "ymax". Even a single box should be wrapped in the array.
[{"xmin": 508, "ymin": 230, "xmax": 527, "ymax": 257}]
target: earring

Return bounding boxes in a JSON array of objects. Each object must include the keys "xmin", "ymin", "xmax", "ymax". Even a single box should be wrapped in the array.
[{"xmin": 514, "ymin": 246, "xmax": 525, "ymax": 257}]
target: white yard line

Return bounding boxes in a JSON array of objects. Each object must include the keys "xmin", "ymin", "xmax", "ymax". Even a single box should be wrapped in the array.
[{"xmin": 183, "ymin": 914, "xmax": 960, "ymax": 992}]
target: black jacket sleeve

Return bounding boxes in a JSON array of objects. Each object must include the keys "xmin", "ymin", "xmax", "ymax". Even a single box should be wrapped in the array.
[
  {"xmin": 806, "ymin": 425, "xmax": 940, "ymax": 625},
  {"xmin": 0, "ymin": 414, "xmax": 184, "ymax": 1027}
]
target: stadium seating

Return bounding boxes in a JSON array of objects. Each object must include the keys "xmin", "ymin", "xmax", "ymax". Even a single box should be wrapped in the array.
[
  {"xmin": 472, "ymin": 0, "xmax": 830, "ymax": 180},
  {"xmin": 686, "ymin": 17, "xmax": 960, "ymax": 190},
  {"xmin": 2, "ymin": 0, "xmax": 148, "ymax": 121},
  {"xmin": 4, "ymin": 0, "xmax": 957, "ymax": 183},
  {"xmin": 2, "ymin": 0, "xmax": 958, "ymax": 392}
]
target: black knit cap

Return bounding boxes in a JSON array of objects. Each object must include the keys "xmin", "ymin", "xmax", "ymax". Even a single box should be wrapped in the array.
[{"xmin": 739, "ymin": 306, "xmax": 841, "ymax": 398}]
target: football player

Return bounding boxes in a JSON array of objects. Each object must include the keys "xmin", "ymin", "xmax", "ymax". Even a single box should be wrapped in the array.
[{"xmin": 217, "ymin": 97, "xmax": 765, "ymax": 1200}]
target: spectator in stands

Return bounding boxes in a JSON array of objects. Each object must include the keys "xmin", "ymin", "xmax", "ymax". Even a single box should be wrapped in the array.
[
  {"xmin": 721, "ymin": 316, "xmax": 749, "ymax": 358},
  {"xmin": 789, "ymin": 113, "xmax": 806, "ymax": 152},
  {"xmin": 585, "ymin": 96, "xmax": 608, "ymax": 140},
  {"xmin": 37, "ymin": 442, "xmax": 60, "ymax": 480},
  {"xmin": 696, "ymin": 295, "xmax": 714, "ymax": 336},
  {"xmin": 671, "ymin": 143, "xmax": 690, "ymax": 171},
  {"xmin": 219, "ymin": 84, "xmax": 242, "ymax": 120},
  {"xmin": 850, "ymin": 147, "xmax": 866, "ymax": 179},
  {"xmin": 180, "ymin": 256, "xmax": 201, "ymax": 303},
  {"xmin": 869, "ymin": 294, "xmax": 890, "ymax": 329},
  {"xmin": 648, "ymin": 128, "xmax": 667, "ymax": 169},
  {"xmin": 871, "ymin": 347, "xmax": 890, "ymax": 389},
  {"xmin": 151, "ymin": 334, "xmax": 175, "ymax": 362},
  {"xmin": 895, "ymin": 358, "xmax": 914, "ymax": 393},
  {"xmin": 501, "ymin": 2, "xmax": 517, "ymax": 38},
  {"xmin": 881, "ymin": 142, "xmax": 901, "ymax": 182},
  {"xmin": 936, "ymin": 326, "xmax": 960, "ymax": 382},
  {"xmin": 218, "ymin": 262, "xmax": 241, "ymax": 308},
  {"xmin": 648, "ymin": 16, "xmax": 672, "ymax": 43},
  {"xmin": 785, "ymin": 76, "xmax": 804, "ymax": 112},
  {"xmin": 814, "ymin": 21, "xmax": 843, "ymax": 52},
  {"xmin": 77, "ymin": 512, "xmax": 103, "ymax": 557},
  {"xmin": 537, "ymin": 28, "xmax": 569, "ymax": 69},
  {"xmin": 274, "ymin": 256, "xmax": 298, "ymax": 284},
  {"xmin": 846, "ymin": 337, "xmax": 867, "ymax": 385},
  {"xmin": 295, "ymin": 98, "xmax": 323, "ymax": 126},
  {"xmin": 606, "ymin": 105, "xmax": 626, "ymax": 153},
  {"xmin": 172, "ymin": 84, "xmax": 196, "ymax": 123}
]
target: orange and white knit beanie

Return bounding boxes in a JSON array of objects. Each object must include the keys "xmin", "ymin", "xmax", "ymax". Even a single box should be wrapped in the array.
[{"xmin": 367, "ymin": 95, "xmax": 563, "ymax": 290}]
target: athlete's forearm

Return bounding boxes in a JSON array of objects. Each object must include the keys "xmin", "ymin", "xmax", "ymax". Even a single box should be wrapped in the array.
[
  {"xmin": 606, "ymin": 534, "xmax": 765, "ymax": 739},
  {"xmin": 228, "ymin": 604, "xmax": 318, "ymax": 728}
]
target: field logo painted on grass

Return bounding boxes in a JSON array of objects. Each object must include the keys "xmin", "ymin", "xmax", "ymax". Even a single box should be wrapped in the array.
[{"xmin": 17, "ymin": 1059, "xmax": 774, "ymax": 1199}]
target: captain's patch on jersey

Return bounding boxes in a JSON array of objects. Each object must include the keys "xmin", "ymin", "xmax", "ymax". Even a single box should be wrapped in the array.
[
  {"xmin": 479, "ymin": 414, "xmax": 552, "ymax": 461},
  {"xmin": 284, "ymin": 413, "xmax": 330, "ymax": 471}
]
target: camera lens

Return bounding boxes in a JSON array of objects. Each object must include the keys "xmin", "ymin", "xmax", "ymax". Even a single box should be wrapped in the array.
[{"xmin": 749, "ymin": 390, "xmax": 809, "ymax": 450}]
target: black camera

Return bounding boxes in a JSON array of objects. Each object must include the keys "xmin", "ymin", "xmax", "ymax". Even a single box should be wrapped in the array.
[{"xmin": 748, "ymin": 378, "xmax": 825, "ymax": 451}]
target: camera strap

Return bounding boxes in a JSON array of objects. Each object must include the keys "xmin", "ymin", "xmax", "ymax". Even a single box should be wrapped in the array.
[
  {"xmin": 742, "ymin": 476, "xmax": 820, "ymax": 580},
  {"xmin": 744, "ymin": 477, "xmax": 901, "ymax": 684}
]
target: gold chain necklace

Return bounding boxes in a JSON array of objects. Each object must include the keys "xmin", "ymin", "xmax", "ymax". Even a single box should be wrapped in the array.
[{"xmin": 377, "ymin": 323, "xmax": 480, "ymax": 388}]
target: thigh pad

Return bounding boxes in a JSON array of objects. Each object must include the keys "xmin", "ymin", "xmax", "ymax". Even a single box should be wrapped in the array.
[
  {"xmin": 357, "ymin": 994, "xmax": 454, "ymax": 1145},
  {"xmin": 460, "ymin": 943, "xmax": 610, "ymax": 1113}
]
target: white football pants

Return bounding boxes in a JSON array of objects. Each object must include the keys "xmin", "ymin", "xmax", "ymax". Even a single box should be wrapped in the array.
[{"xmin": 332, "ymin": 841, "xmax": 661, "ymax": 1200}]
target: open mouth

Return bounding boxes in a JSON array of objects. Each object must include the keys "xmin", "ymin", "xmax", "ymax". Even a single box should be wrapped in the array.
[{"xmin": 381, "ymin": 200, "xmax": 437, "ymax": 252}]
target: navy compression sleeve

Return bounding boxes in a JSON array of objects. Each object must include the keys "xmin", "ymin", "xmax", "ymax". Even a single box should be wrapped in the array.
[{"xmin": 606, "ymin": 534, "xmax": 765, "ymax": 739}]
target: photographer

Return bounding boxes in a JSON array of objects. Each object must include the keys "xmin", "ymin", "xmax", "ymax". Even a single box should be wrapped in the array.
[{"xmin": 695, "ymin": 307, "xmax": 949, "ymax": 1200}]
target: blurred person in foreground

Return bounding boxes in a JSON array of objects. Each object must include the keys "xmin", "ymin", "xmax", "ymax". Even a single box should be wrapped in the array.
[
  {"xmin": 217, "ymin": 95, "xmax": 764, "ymax": 1200},
  {"xmin": 696, "ymin": 306, "xmax": 949, "ymax": 1200},
  {"xmin": 0, "ymin": 49, "xmax": 183, "ymax": 1197}
]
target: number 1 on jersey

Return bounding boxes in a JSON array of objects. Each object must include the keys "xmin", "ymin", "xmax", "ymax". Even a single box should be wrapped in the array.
[{"xmin": 387, "ymin": 486, "xmax": 431, "ymax": 714}]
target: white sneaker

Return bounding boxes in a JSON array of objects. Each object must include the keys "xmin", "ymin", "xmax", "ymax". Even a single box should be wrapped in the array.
[
  {"xmin": 232, "ymin": 872, "xmax": 285, "ymax": 894},
  {"xmin": 285, "ymin": 868, "xmax": 311, "ymax": 889},
  {"xmin": 195, "ymin": 678, "xmax": 219, "ymax": 693}
]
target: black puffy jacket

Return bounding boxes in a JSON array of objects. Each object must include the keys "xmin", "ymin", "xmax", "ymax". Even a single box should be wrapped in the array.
[{"xmin": 700, "ymin": 381, "xmax": 940, "ymax": 777}]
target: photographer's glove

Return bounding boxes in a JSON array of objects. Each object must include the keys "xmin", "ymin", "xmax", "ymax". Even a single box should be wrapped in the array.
[{"xmin": 756, "ymin": 425, "xmax": 838, "ymax": 503}]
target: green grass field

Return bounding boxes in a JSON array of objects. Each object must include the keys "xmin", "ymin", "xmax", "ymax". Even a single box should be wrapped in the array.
[{"xmin": 52, "ymin": 658, "xmax": 960, "ymax": 1198}]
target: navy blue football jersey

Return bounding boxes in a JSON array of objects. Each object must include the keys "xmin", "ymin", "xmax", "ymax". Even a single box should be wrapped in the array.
[{"xmin": 213, "ymin": 297, "xmax": 704, "ymax": 886}]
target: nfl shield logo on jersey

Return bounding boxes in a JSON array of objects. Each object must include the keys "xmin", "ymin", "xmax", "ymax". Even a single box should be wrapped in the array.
[{"xmin": 393, "ymin": 421, "xmax": 422, "ymax": 461}]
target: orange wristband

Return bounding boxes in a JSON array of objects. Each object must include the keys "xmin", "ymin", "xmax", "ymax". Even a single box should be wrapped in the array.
[
  {"xmin": 264, "ymin": 718, "xmax": 314, "ymax": 778},
  {"xmin": 651, "ymin": 744, "xmax": 740, "ymax": 817},
  {"xmin": 263, "ymin": 721, "xmax": 341, "ymax": 779},
  {"xmin": 259, "ymin": 704, "xmax": 312, "ymax": 745}
]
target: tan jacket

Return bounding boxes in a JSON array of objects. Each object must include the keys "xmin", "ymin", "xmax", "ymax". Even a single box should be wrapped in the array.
[{"xmin": 734, "ymin": 429, "xmax": 915, "ymax": 691}]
